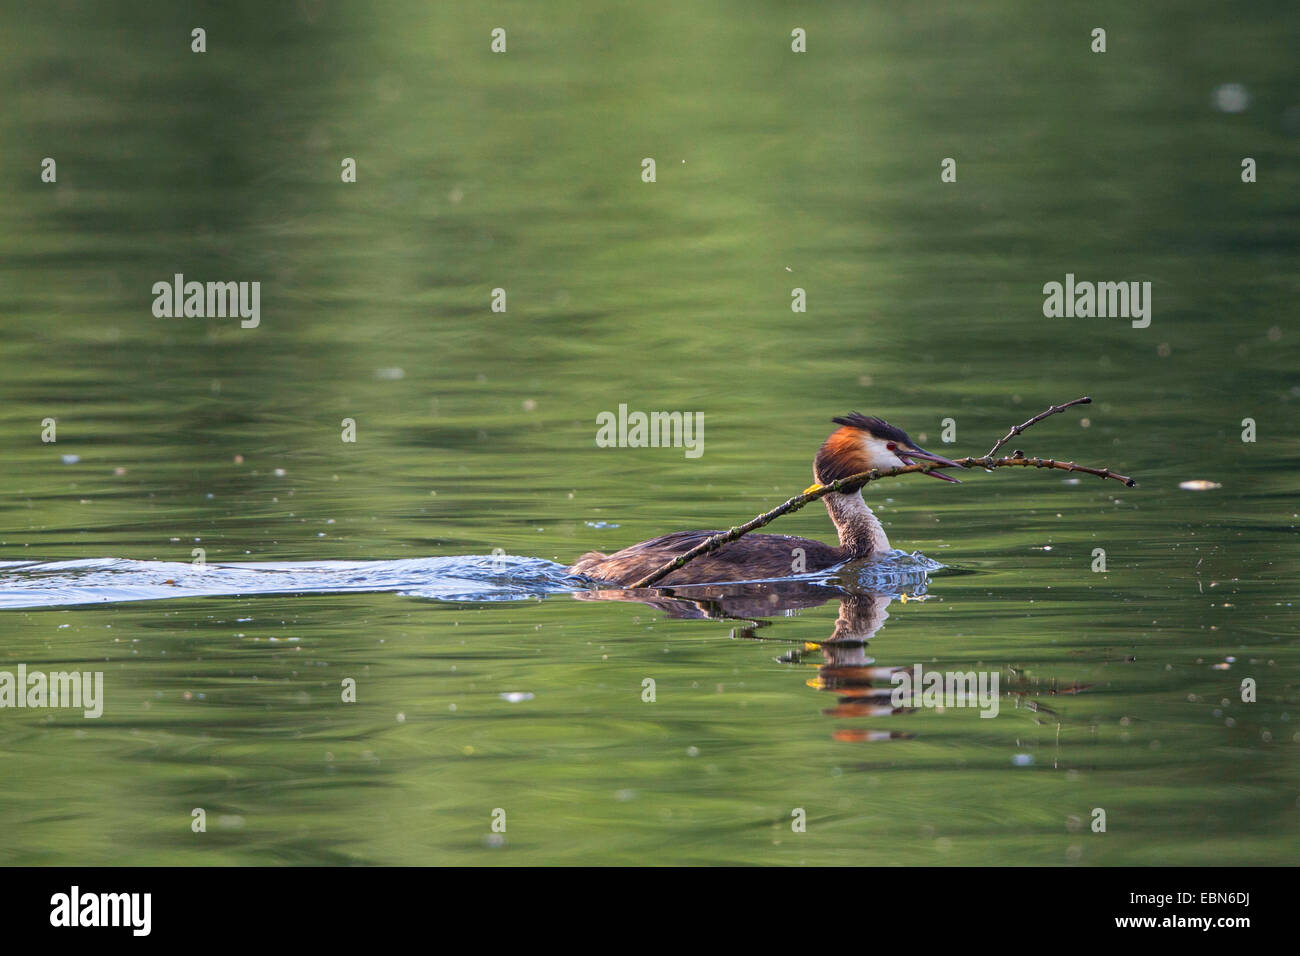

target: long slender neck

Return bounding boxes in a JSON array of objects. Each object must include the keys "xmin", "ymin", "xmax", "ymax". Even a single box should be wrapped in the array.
[{"xmin": 823, "ymin": 490, "xmax": 890, "ymax": 558}]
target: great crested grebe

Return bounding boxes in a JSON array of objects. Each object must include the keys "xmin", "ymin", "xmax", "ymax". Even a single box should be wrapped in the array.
[{"xmin": 569, "ymin": 414, "xmax": 965, "ymax": 586}]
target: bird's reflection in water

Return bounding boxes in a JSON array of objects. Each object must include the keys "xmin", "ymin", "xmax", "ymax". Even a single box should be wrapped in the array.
[{"xmin": 573, "ymin": 574, "xmax": 931, "ymax": 742}]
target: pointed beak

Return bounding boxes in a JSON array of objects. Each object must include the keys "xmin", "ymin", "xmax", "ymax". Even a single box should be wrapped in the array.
[{"xmin": 899, "ymin": 446, "xmax": 966, "ymax": 483}]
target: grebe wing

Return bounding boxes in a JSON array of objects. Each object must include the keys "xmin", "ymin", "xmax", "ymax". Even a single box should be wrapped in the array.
[{"xmin": 609, "ymin": 530, "xmax": 833, "ymax": 567}]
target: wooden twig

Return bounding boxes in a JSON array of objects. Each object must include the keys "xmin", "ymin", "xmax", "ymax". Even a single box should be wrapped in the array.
[
  {"xmin": 984, "ymin": 396, "xmax": 1092, "ymax": 458},
  {"xmin": 625, "ymin": 398, "xmax": 1131, "ymax": 590},
  {"xmin": 957, "ymin": 454, "xmax": 1133, "ymax": 487}
]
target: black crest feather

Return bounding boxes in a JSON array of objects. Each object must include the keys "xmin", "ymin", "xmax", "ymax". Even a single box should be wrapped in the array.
[{"xmin": 831, "ymin": 413, "xmax": 913, "ymax": 446}]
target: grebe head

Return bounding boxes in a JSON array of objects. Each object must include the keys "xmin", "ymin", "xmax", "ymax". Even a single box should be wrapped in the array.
[{"xmin": 815, "ymin": 413, "xmax": 965, "ymax": 484}]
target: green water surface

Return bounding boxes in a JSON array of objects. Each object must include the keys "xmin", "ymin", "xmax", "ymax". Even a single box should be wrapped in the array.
[{"xmin": 0, "ymin": 1, "xmax": 1296, "ymax": 865}]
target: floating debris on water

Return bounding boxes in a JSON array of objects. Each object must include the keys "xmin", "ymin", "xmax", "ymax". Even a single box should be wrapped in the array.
[
  {"xmin": 499, "ymin": 691, "xmax": 534, "ymax": 703},
  {"xmin": 1179, "ymin": 480, "xmax": 1222, "ymax": 491},
  {"xmin": 1211, "ymin": 82, "xmax": 1250, "ymax": 113}
]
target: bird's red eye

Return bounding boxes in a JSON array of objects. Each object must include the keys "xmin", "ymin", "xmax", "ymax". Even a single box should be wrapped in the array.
[{"xmin": 886, "ymin": 442, "xmax": 897, "ymax": 451}]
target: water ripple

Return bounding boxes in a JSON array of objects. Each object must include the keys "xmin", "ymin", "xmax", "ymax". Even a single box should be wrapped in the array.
[{"xmin": 0, "ymin": 555, "xmax": 581, "ymax": 609}]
